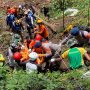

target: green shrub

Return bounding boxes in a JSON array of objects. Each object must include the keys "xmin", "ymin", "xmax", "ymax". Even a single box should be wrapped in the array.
[{"xmin": 0, "ymin": 66, "xmax": 90, "ymax": 90}]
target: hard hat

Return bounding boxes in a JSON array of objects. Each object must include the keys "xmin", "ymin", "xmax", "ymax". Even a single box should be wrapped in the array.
[
  {"xmin": 37, "ymin": 19, "xmax": 43, "ymax": 23},
  {"xmin": 70, "ymin": 27, "xmax": 79, "ymax": 36},
  {"xmin": 66, "ymin": 38, "xmax": 78, "ymax": 47},
  {"xmin": 29, "ymin": 52, "xmax": 38, "ymax": 61},
  {"xmin": 13, "ymin": 52, "xmax": 22, "ymax": 61},
  {"xmin": 35, "ymin": 34, "xmax": 42, "ymax": 41},
  {"xmin": 34, "ymin": 41, "xmax": 41, "ymax": 48}
]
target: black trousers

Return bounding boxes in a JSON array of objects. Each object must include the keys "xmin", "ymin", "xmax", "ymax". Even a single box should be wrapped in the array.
[{"xmin": 27, "ymin": 25, "xmax": 33, "ymax": 39}]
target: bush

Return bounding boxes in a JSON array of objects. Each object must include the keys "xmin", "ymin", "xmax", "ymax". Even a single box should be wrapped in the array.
[{"xmin": 1, "ymin": 66, "xmax": 90, "ymax": 90}]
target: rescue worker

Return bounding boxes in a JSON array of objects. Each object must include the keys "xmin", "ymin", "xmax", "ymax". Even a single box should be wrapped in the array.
[
  {"xmin": 51, "ymin": 38, "xmax": 90, "ymax": 70},
  {"xmin": 29, "ymin": 34, "xmax": 43, "ymax": 49},
  {"xmin": 61, "ymin": 26, "xmax": 90, "ymax": 47},
  {"xmin": 20, "ymin": 45, "xmax": 29, "ymax": 62},
  {"xmin": 6, "ymin": 13, "xmax": 15, "ymax": 32},
  {"xmin": 8, "ymin": 43, "xmax": 21, "ymax": 69},
  {"xmin": 70, "ymin": 27, "xmax": 90, "ymax": 46},
  {"xmin": 13, "ymin": 45, "xmax": 30, "ymax": 70},
  {"xmin": 12, "ymin": 19, "xmax": 24, "ymax": 42},
  {"xmin": 25, "ymin": 12, "xmax": 34, "ymax": 39},
  {"xmin": 34, "ymin": 19, "xmax": 49, "ymax": 40},
  {"xmin": 26, "ymin": 52, "xmax": 39, "ymax": 73},
  {"xmin": 17, "ymin": 5, "xmax": 24, "ymax": 18},
  {"xmin": 10, "ymin": 34, "xmax": 21, "ymax": 46},
  {"xmin": 33, "ymin": 41, "xmax": 52, "ymax": 70}
]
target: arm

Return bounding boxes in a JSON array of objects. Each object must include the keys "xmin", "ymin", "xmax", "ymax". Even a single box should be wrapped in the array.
[
  {"xmin": 84, "ymin": 52, "xmax": 90, "ymax": 61},
  {"xmin": 36, "ymin": 29, "xmax": 44, "ymax": 34},
  {"xmin": 31, "ymin": 17, "xmax": 34, "ymax": 25}
]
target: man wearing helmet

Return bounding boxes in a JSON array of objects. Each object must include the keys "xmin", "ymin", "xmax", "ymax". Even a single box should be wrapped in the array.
[
  {"xmin": 34, "ymin": 19, "xmax": 49, "ymax": 40},
  {"xmin": 61, "ymin": 26, "xmax": 90, "ymax": 47}
]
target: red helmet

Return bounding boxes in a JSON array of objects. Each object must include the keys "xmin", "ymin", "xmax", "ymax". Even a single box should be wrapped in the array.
[
  {"xmin": 13, "ymin": 52, "xmax": 22, "ymax": 61},
  {"xmin": 35, "ymin": 34, "xmax": 42, "ymax": 41}
]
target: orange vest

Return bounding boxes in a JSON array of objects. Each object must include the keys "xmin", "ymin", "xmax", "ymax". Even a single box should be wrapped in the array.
[
  {"xmin": 33, "ymin": 46, "xmax": 45, "ymax": 64},
  {"xmin": 39, "ymin": 25, "xmax": 49, "ymax": 38}
]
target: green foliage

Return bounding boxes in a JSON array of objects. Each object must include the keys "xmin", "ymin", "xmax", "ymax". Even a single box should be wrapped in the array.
[
  {"xmin": 0, "ymin": 66, "xmax": 90, "ymax": 90},
  {"xmin": 49, "ymin": 0, "xmax": 74, "ymax": 19},
  {"xmin": 50, "ymin": 0, "xmax": 73, "ymax": 11}
]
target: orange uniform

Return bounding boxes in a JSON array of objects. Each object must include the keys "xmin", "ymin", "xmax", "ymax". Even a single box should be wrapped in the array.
[
  {"xmin": 20, "ymin": 47, "xmax": 29, "ymax": 62},
  {"xmin": 29, "ymin": 40, "xmax": 36, "ymax": 49},
  {"xmin": 36, "ymin": 25, "xmax": 49, "ymax": 39},
  {"xmin": 33, "ymin": 46, "xmax": 45, "ymax": 64}
]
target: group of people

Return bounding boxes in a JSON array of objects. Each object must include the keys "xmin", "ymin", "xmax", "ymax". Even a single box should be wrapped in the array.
[
  {"xmin": 5, "ymin": 4, "xmax": 61, "ymax": 73},
  {"xmin": 0, "ymin": 3, "xmax": 90, "ymax": 73}
]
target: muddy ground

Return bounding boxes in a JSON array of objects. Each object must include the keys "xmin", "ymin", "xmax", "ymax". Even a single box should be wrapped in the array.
[{"xmin": 0, "ymin": 0, "xmax": 73, "ymax": 55}]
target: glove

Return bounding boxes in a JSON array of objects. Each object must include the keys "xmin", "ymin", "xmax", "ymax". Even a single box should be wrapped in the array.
[{"xmin": 50, "ymin": 58, "xmax": 55, "ymax": 62}]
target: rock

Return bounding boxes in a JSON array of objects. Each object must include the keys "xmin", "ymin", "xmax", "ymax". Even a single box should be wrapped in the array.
[{"xmin": 81, "ymin": 71, "xmax": 90, "ymax": 78}]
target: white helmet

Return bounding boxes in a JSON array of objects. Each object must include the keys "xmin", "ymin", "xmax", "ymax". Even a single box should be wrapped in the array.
[{"xmin": 29, "ymin": 52, "xmax": 38, "ymax": 61}]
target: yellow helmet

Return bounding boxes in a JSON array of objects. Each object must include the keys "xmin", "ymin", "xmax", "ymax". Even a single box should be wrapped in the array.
[{"xmin": 37, "ymin": 19, "xmax": 43, "ymax": 23}]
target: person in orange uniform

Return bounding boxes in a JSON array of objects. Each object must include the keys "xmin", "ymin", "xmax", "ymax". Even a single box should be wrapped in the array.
[
  {"xmin": 34, "ymin": 19, "xmax": 49, "ymax": 40},
  {"xmin": 33, "ymin": 41, "xmax": 52, "ymax": 67},
  {"xmin": 29, "ymin": 34, "xmax": 43, "ymax": 49},
  {"xmin": 20, "ymin": 45, "xmax": 29, "ymax": 62},
  {"xmin": 32, "ymin": 41, "xmax": 45, "ymax": 64},
  {"xmin": 19, "ymin": 45, "xmax": 30, "ymax": 70}
]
